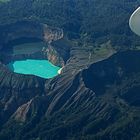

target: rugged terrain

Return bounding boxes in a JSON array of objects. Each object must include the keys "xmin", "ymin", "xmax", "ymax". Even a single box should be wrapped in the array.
[{"xmin": 0, "ymin": 0, "xmax": 140, "ymax": 140}]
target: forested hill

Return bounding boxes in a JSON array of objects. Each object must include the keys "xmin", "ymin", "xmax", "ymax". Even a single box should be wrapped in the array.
[{"xmin": 0, "ymin": 0, "xmax": 140, "ymax": 46}]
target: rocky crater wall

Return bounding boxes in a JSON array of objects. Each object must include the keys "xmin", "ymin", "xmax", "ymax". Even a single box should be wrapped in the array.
[
  {"xmin": 0, "ymin": 21, "xmax": 68, "ymax": 66},
  {"xmin": 0, "ymin": 20, "xmax": 70, "ymax": 125}
]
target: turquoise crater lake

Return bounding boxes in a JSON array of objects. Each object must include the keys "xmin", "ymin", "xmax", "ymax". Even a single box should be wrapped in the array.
[{"xmin": 7, "ymin": 59, "xmax": 61, "ymax": 79}]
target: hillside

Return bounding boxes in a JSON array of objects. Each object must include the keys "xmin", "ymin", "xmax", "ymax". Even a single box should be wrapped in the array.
[{"xmin": 0, "ymin": 0, "xmax": 140, "ymax": 140}]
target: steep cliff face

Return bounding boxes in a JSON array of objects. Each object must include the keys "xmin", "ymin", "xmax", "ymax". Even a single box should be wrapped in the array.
[
  {"xmin": 43, "ymin": 24, "xmax": 63, "ymax": 43},
  {"xmin": 44, "ymin": 38, "xmax": 71, "ymax": 67},
  {"xmin": 44, "ymin": 44, "xmax": 64, "ymax": 67}
]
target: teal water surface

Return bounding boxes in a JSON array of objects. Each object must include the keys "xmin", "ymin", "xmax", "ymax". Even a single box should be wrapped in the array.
[{"xmin": 7, "ymin": 59, "xmax": 61, "ymax": 79}]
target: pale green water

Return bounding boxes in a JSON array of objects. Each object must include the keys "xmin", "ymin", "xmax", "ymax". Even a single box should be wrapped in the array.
[{"xmin": 7, "ymin": 59, "xmax": 61, "ymax": 79}]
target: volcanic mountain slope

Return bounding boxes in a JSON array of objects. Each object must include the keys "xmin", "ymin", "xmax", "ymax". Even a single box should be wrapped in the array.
[
  {"xmin": 0, "ymin": 0, "xmax": 140, "ymax": 140},
  {"xmin": 0, "ymin": 50, "xmax": 140, "ymax": 140}
]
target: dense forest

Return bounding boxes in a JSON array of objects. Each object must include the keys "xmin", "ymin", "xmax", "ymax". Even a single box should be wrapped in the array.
[
  {"xmin": 0, "ymin": 0, "xmax": 140, "ymax": 140},
  {"xmin": 0, "ymin": 0, "xmax": 140, "ymax": 46}
]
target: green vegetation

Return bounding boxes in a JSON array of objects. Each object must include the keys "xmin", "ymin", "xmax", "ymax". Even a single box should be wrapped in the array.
[
  {"xmin": 0, "ymin": 1, "xmax": 140, "ymax": 140},
  {"xmin": 0, "ymin": 0, "xmax": 10, "ymax": 2},
  {"xmin": 90, "ymin": 41, "xmax": 116, "ymax": 63},
  {"xmin": 0, "ymin": 0, "xmax": 139, "ymax": 48}
]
